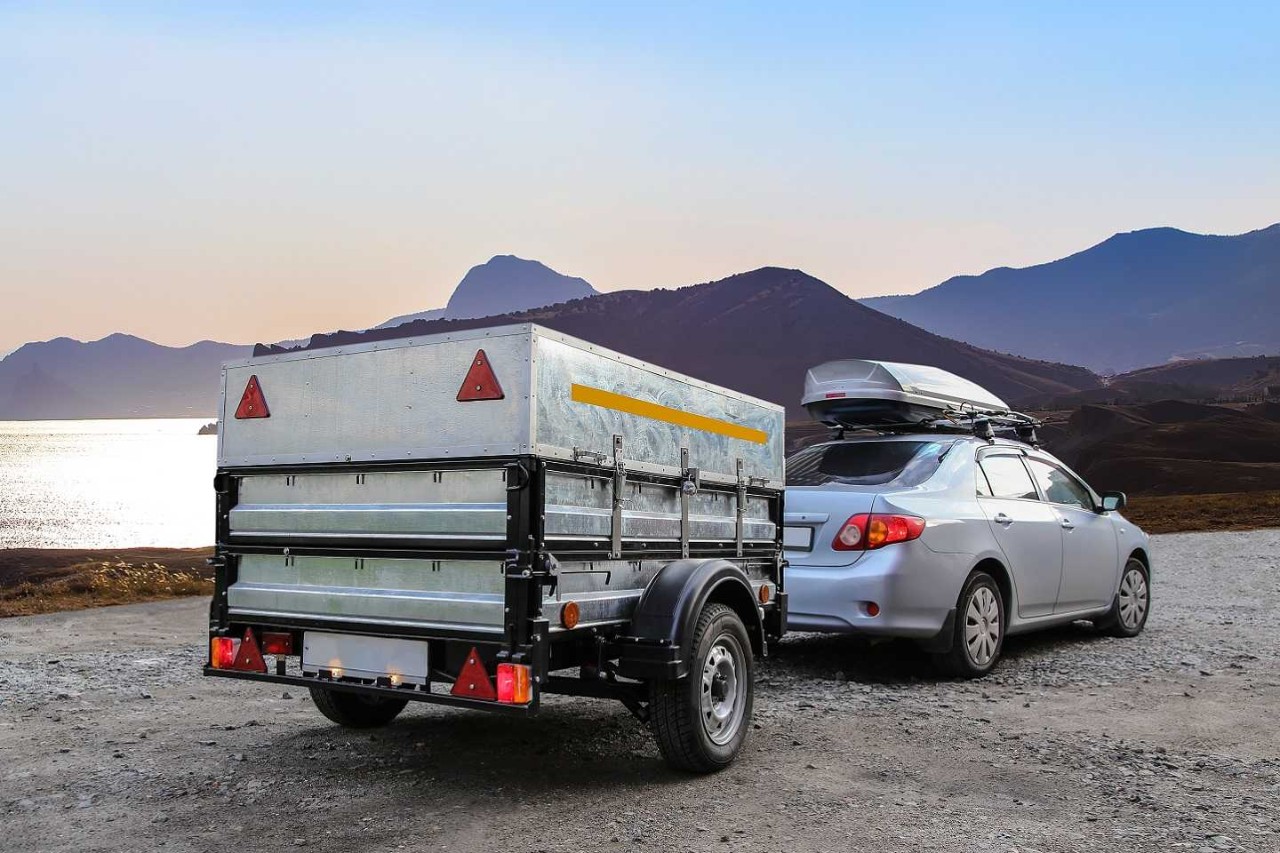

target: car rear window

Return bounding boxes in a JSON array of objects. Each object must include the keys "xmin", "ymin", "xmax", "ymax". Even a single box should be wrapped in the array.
[{"xmin": 786, "ymin": 440, "xmax": 947, "ymax": 487}]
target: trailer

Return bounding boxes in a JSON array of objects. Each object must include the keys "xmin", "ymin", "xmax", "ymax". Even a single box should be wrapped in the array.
[{"xmin": 205, "ymin": 323, "xmax": 786, "ymax": 771}]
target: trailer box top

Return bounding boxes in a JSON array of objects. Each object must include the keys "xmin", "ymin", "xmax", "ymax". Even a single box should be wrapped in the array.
[{"xmin": 219, "ymin": 323, "xmax": 784, "ymax": 487}]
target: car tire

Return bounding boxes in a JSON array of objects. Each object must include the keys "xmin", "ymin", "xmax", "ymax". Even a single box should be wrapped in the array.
[
  {"xmin": 309, "ymin": 687, "xmax": 409, "ymax": 728},
  {"xmin": 1095, "ymin": 557, "xmax": 1150, "ymax": 638},
  {"xmin": 648, "ymin": 603, "xmax": 753, "ymax": 773},
  {"xmin": 933, "ymin": 570, "xmax": 1005, "ymax": 678}
]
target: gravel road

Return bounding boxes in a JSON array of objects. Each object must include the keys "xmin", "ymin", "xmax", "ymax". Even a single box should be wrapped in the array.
[{"xmin": 3, "ymin": 530, "xmax": 1278, "ymax": 852}]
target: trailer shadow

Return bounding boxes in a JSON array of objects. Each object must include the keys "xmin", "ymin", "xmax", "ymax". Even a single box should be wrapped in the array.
[{"xmin": 268, "ymin": 697, "xmax": 677, "ymax": 793}]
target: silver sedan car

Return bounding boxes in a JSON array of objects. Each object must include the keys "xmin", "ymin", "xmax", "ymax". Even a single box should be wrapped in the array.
[{"xmin": 783, "ymin": 434, "xmax": 1151, "ymax": 677}]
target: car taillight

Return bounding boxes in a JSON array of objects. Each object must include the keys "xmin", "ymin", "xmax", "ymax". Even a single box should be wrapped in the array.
[{"xmin": 832, "ymin": 513, "xmax": 925, "ymax": 551}]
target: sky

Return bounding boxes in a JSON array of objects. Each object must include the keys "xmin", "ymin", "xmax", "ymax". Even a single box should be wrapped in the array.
[{"xmin": 1, "ymin": 1, "xmax": 1277, "ymax": 354}]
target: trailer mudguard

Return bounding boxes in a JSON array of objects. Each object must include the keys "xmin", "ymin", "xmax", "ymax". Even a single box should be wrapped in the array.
[{"xmin": 614, "ymin": 559, "xmax": 764, "ymax": 681}]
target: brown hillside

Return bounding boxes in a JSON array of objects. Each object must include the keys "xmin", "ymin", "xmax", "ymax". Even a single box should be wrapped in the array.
[{"xmin": 1040, "ymin": 401, "xmax": 1280, "ymax": 495}]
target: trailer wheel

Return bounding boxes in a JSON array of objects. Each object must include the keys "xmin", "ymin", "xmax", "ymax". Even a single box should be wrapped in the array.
[
  {"xmin": 309, "ymin": 687, "xmax": 409, "ymax": 729},
  {"xmin": 649, "ymin": 603, "xmax": 753, "ymax": 773}
]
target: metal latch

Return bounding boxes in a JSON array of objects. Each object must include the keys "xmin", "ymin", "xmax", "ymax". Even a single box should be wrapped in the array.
[
  {"xmin": 610, "ymin": 435, "xmax": 626, "ymax": 559},
  {"xmin": 679, "ymin": 448, "xmax": 700, "ymax": 558},
  {"xmin": 735, "ymin": 458, "xmax": 746, "ymax": 557}
]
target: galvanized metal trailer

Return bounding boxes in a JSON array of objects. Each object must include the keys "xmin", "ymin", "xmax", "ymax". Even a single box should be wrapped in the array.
[{"xmin": 205, "ymin": 323, "xmax": 786, "ymax": 771}]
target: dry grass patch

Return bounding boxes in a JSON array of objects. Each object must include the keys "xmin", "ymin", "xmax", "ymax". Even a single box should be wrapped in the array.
[
  {"xmin": 1123, "ymin": 490, "xmax": 1280, "ymax": 535},
  {"xmin": 0, "ymin": 549, "xmax": 213, "ymax": 617}
]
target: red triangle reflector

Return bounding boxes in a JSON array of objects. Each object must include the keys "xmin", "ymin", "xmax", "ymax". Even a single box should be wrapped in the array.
[
  {"xmin": 450, "ymin": 646, "xmax": 497, "ymax": 700},
  {"xmin": 234, "ymin": 375, "xmax": 270, "ymax": 419},
  {"xmin": 456, "ymin": 349, "xmax": 504, "ymax": 401},
  {"xmin": 233, "ymin": 628, "xmax": 268, "ymax": 673}
]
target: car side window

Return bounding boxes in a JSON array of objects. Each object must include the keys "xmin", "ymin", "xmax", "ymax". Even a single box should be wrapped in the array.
[
  {"xmin": 977, "ymin": 455, "xmax": 1038, "ymax": 501},
  {"xmin": 1025, "ymin": 459, "xmax": 1094, "ymax": 510}
]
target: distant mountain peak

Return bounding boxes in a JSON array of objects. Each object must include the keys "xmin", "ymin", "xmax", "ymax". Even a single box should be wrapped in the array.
[
  {"xmin": 444, "ymin": 256, "xmax": 596, "ymax": 317},
  {"xmin": 378, "ymin": 256, "xmax": 599, "ymax": 329}
]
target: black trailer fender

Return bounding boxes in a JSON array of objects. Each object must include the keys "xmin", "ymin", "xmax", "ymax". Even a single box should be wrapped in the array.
[{"xmin": 614, "ymin": 559, "xmax": 764, "ymax": 681}]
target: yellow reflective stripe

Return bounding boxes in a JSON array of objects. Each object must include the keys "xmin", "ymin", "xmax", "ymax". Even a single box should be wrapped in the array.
[{"xmin": 569, "ymin": 383, "xmax": 768, "ymax": 445}]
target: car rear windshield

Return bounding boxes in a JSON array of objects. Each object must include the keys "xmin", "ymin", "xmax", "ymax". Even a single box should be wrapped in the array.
[{"xmin": 786, "ymin": 440, "xmax": 947, "ymax": 487}]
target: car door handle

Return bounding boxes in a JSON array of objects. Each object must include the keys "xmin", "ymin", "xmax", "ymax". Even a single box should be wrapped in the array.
[
  {"xmin": 994, "ymin": 512, "xmax": 1013, "ymax": 525},
  {"xmin": 1060, "ymin": 518, "xmax": 1075, "ymax": 530}
]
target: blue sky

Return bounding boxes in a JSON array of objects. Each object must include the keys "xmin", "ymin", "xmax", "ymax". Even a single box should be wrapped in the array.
[{"xmin": 1, "ymin": 2, "xmax": 1277, "ymax": 351}]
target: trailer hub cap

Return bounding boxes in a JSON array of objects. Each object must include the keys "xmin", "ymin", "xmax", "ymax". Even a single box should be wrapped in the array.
[{"xmin": 700, "ymin": 640, "xmax": 745, "ymax": 745}]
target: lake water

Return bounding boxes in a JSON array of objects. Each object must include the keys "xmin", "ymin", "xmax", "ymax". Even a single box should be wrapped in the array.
[{"xmin": 0, "ymin": 419, "xmax": 216, "ymax": 549}]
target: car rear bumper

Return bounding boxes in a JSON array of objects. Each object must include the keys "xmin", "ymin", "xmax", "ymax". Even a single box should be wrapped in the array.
[{"xmin": 785, "ymin": 541, "xmax": 968, "ymax": 638}]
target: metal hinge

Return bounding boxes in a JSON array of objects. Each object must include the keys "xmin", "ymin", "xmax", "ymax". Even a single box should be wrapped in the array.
[{"xmin": 573, "ymin": 447, "xmax": 608, "ymax": 465}]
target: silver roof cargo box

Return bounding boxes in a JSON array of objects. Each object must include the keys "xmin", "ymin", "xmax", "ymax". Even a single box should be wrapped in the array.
[
  {"xmin": 801, "ymin": 359, "xmax": 1008, "ymax": 428},
  {"xmin": 219, "ymin": 323, "xmax": 784, "ymax": 487}
]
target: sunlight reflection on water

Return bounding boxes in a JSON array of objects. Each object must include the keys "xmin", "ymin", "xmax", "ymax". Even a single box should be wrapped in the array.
[{"xmin": 0, "ymin": 419, "xmax": 216, "ymax": 548}]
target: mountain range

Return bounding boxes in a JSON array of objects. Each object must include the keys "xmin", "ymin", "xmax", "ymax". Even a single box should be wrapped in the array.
[
  {"xmin": 270, "ymin": 267, "xmax": 1100, "ymax": 419},
  {"xmin": 6, "ymin": 223, "xmax": 1277, "ymax": 420},
  {"xmin": 0, "ymin": 335, "xmax": 249, "ymax": 419},
  {"xmin": 862, "ymin": 224, "xmax": 1280, "ymax": 373}
]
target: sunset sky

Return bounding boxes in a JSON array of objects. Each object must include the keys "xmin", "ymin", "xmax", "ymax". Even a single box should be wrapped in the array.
[{"xmin": 2, "ymin": 2, "xmax": 1277, "ymax": 354}]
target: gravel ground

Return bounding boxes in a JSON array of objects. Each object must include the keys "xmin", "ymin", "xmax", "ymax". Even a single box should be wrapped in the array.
[{"xmin": 2, "ymin": 529, "xmax": 1277, "ymax": 852}]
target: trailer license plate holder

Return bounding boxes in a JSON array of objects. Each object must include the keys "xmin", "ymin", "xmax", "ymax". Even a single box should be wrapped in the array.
[{"xmin": 301, "ymin": 632, "xmax": 429, "ymax": 685}]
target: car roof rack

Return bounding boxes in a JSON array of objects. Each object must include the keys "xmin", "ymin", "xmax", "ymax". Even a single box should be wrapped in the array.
[
  {"xmin": 825, "ymin": 409, "xmax": 1041, "ymax": 445},
  {"xmin": 801, "ymin": 359, "xmax": 1041, "ymax": 445}
]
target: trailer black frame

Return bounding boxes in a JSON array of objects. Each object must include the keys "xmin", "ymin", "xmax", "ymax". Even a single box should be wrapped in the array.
[{"xmin": 205, "ymin": 453, "xmax": 786, "ymax": 718}]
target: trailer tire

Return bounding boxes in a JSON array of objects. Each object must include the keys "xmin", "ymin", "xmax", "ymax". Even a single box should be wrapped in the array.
[
  {"xmin": 648, "ymin": 603, "xmax": 753, "ymax": 773},
  {"xmin": 309, "ymin": 687, "xmax": 409, "ymax": 729}
]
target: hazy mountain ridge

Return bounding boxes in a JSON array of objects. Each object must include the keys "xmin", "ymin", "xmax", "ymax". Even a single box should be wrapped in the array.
[
  {"xmin": 275, "ymin": 266, "xmax": 1103, "ymax": 418},
  {"xmin": 0, "ymin": 335, "xmax": 250, "ymax": 419},
  {"xmin": 863, "ymin": 224, "xmax": 1280, "ymax": 373}
]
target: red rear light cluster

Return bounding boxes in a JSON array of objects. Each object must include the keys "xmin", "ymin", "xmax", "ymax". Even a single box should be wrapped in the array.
[
  {"xmin": 209, "ymin": 629, "xmax": 270, "ymax": 673},
  {"xmin": 450, "ymin": 647, "xmax": 533, "ymax": 705},
  {"xmin": 260, "ymin": 631, "xmax": 293, "ymax": 656},
  {"xmin": 832, "ymin": 513, "xmax": 926, "ymax": 551},
  {"xmin": 210, "ymin": 637, "xmax": 239, "ymax": 669},
  {"xmin": 496, "ymin": 663, "xmax": 532, "ymax": 704}
]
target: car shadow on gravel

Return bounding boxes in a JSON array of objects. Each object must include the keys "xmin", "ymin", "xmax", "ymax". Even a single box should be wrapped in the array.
[{"xmin": 770, "ymin": 621, "xmax": 1114, "ymax": 684}]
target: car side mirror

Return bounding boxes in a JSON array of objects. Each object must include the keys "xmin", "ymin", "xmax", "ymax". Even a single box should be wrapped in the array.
[{"xmin": 1100, "ymin": 491, "xmax": 1126, "ymax": 512}]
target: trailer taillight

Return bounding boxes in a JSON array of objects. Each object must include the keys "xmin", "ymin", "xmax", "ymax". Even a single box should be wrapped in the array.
[
  {"xmin": 261, "ymin": 632, "xmax": 293, "ymax": 656},
  {"xmin": 210, "ymin": 637, "xmax": 239, "ymax": 669},
  {"xmin": 496, "ymin": 663, "xmax": 532, "ymax": 704}
]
